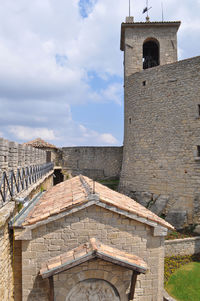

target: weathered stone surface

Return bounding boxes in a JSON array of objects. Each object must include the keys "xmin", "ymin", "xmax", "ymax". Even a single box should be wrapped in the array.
[
  {"xmin": 194, "ymin": 225, "xmax": 200, "ymax": 235},
  {"xmin": 150, "ymin": 195, "xmax": 169, "ymax": 216},
  {"xmin": 165, "ymin": 236, "xmax": 200, "ymax": 257},
  {"xmin": 0, "ymin": 202, "xmax": 16, "ymax": 301},
  {"xmin": 130, "ymin": 191, "xmax": 152, "ymax": 207},
  {"xmin": 66, "ymin": 279, "xmax": 120, "ymax": 301},
  {"xmin": 166, "ymin": 210, "xmax": 187, "ymax": 229},
  {"xmin": 61, "ymin": 147, "xmax": 123, "ymax": 180},
  {"xmin": 120, "ymin": 54, "xmax": 200, "ymax": 228},
  {"xmin": 21, "ymin": 205, "xmax": 165, "ymax": 301},
  {"xmin": 121, "ymin": 22, "xmax": 179, "ymax": 76}
]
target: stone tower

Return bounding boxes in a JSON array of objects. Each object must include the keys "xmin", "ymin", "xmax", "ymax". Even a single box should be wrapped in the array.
[
  {"xmin": 119, "ymin": 18, "xmax": 200, "ymax": 229},
  {"xmin": 120, "ymin": 18, "xmax": 180, "ymax": 77}
]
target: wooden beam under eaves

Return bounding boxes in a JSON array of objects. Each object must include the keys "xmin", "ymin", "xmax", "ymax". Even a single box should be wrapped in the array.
[{"xmin": 129, "ymin": 271, "xmax": 139, "ymax": 300}]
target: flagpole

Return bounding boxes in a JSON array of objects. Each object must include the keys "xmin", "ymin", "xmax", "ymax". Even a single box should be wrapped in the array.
[
  {"xmin": 129, "ymin": 0, "xmax": 130, "ymax": 16},
  {"xmin": 147, "ymin": 0, "xmax": 149, "ymax": 18}
]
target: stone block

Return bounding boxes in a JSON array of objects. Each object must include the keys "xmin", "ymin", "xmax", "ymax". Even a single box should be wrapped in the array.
[
  {"xmin": 166, "ymin": 210, "xmax": 187, "ymax": 229},
  {"xmin": 150, "ymin": 195, "xmax": 169, "ymax": 216}
]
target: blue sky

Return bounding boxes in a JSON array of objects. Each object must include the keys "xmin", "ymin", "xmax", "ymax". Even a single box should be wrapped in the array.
[{"xmin": 0, "ymin": 0, "xmax": 200, "ymax": 146}]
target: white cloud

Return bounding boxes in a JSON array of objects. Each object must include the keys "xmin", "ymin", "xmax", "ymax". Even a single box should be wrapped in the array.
[
  {"xmin": 78, "ymin": 124, "xmax": 118, "ymax": 145},
  {"xmin": 99, "ymin": 133, "xmax": 118, "ymax": 145},
  {"xmin": 0, "ymin": 0, "xmax": 199, "ymax": 147},
  {"xmin": 9, "ymin": 126, "xmax": 56, "ymax": 141}
]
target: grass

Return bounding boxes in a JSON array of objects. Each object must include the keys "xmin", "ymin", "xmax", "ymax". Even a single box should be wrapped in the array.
[
  {"xmin": 165, "ymin": 262, "xmax": 200, "ymax": 301},
  {"xmin": 98, "ymin": 179, "xmax": 119, "ymax": 191}
]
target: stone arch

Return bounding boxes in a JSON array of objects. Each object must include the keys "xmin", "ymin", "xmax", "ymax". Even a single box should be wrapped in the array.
[
  {"xmin": 143, "ymin": 37, "xmax": 160, "ymax": 69},
  {"xmin": 54, "ymin": 268, "xmax": 128, "ymax": 301},
  {"xmin": 66, "ymin": 278, "xmax": 120, "ymax": 301}
]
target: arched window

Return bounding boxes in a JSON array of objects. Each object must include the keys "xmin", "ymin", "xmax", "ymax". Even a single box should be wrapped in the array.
[{"xmin": 143, "ymin": 39, "xmax": 160, "ymax": 70}]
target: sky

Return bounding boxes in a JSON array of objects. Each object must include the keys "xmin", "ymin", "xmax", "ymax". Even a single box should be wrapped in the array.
[{"xmin": 0, "ymin": 0, "xmax": 200, "ymax": 147}]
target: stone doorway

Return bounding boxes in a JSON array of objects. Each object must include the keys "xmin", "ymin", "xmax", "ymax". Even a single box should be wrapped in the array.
[
  {"xmin": 53, "ymin": 168, "xmax": 64, "ymax": 185},
  {"xmin": 66, "ymin": 279, "xmax": 120, "ymax": 301}
]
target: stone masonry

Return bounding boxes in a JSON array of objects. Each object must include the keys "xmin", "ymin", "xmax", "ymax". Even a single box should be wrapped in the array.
[
  {"xmin": 61, "ymin": 146, "xmax": 123, "ymax": 180},
  {"xmin": 18, "ymin": 205, "xmax": 165, "ymax": 301},
  {"xmin": 120, "ymin": 55, "xmax": 200, "ymax": 229},
  {"xmin": 165, "ymin": 236, "xmax": 200, "ymax": 257},
  {"xmin": 120, "ymin": 22, "xmax": 180, "ymax": 77},
  {"xmin": 0, "ymin": 137, "xmax": 53, "ymax": 301},
  {"xmin": 0, "ymin": 203, "xmax": 16, "ymax": 301}
]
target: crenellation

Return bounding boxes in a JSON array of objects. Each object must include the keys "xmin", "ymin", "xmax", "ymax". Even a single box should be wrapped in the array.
[
  {"xmin": 8, "ymin": 141, "xmax": 18, "ymax": 171},
  {"xmin": 0, "ymin": 138, "xmax": 9, "ymax": 171},
  {"xmin": 18, "ymin": 144, "xmax": 25, "ymax": 168}
]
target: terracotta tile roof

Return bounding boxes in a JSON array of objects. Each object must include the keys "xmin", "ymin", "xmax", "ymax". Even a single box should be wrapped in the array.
[
  {"xmin": 40, "ymin": 238, "xmax": 147, "ymax": 278},
  {"xmin": 22, "ymin": 175, "xmax": 173, "ymax": 230},
  {"xmin": 23, "ymin": 138, "xmax": 57, "ymax": 149}
]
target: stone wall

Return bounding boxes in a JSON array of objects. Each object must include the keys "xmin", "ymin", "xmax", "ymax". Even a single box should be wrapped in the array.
[
  {"xmin": 0, "ymin": 137, "xmax": 48, "ymax": 207},
  {"xmin": 120, "ymin": 55, "xmax": 200, "ymax": 228},
  {"xmin": 0, "ymin": 137, "xmax": 46, "ymax": 173},
  {"xmin": 20, "ymin": 205, "xmax": 165, "ymax": 301},
  {"xmin": 165, "ymin": 236, "xmax": 200, "ymax": 257},
  {"xmin": 0, "ymin": 202, "xmax": 16, "ymax": 301},
  {"xmin": 61, "ymin": 147, "xmax": 123, "ymax": 180},
  {"xmin": 0, "ymin": 137, "xmax": 53, "ymax": 301}
]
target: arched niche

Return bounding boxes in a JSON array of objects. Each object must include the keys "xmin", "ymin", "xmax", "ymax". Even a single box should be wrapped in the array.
[
  {"xmin": 66, "ymin": 278, "xmax": 120, "ymax": 301},
  {"xmin": 143, "ymin": 38, "xmax": 160, "ymax": 70}
]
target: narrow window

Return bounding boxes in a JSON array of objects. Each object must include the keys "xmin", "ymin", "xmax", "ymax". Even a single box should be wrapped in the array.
[
  {"xmin": 143, "ymin": 39, "xmax": 160, "ymax": 70},
  {"xmin": 129, "ymin": 117, "xmax": 132, "ymax": 124},
  {"xmin": 143, "ymin": 81, "xmax": 146, "ymax": 86},
  {"xmin": 197, "ymin": 146, "xmax": 200, "ymax": 157},
  {"xmin": 198, "ymin": 104, "xmax": 200, "ymax": 116}
]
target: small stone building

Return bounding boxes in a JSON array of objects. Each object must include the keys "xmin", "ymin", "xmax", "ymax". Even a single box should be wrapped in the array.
[
  {"xmin": 23, "ymin": 138, "xmax": 59, "ymax": 165},
  {"xmin": 12, "ymin": 175, "xmax": 173, "ymax": 301}
]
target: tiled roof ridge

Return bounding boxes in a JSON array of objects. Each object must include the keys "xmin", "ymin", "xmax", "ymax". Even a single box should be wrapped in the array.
[
  {"xmin": 19, "ymin": 175, "xmax": 173, "ymax": 230},
  {"xmin": 82, "ymin": 175, "xmax": 173, "ymax": 230},
  {"xmin": 79, "ymin": 174, "xmax": 93, "ymax": 196},
  {"xmin": 23, "ymin": 137, "xmax": 57, "ymax": 149},
  {"xmin": 40, "ymin": 237, "xmax": 147, "ymax": 278}
]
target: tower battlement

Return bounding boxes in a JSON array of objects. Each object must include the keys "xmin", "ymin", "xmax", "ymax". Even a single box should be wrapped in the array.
[{"xmin": 120, "ymin": 20, "xmax": 181, "ymax": 77}]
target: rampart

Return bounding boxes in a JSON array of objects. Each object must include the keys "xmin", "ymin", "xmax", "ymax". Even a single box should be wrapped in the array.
[
  {"xmin": 0, "ymin": 138, "xmax": 53, "ymax": 301},
  {"xmin": 61, "ymin": 146, "xmax": 123, "ymax": 180},
  {"xmin": 0, "ymin": 138, "xmax": 46, "ymax": 173},
  {"xmin": 120, "ymin": 55, "xmax": 200, "ymax": 229}
]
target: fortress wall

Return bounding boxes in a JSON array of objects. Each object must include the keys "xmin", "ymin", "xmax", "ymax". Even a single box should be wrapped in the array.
[
  {"xmin": 0, "ymin": 203, "xmax": 16, "ymax": 301},
  {"xmin": 61, "ymin": 146, "xmax": 123, "ymax": 180},
  {"xmin": 0, "ymin": 137, "xmax": 47, "ymax": 175},
  {"xmin": 120, "ymin": 55, "xmax": 200, "ymax": 228},
  {"xmin": 0, "ymin": 138, "xmax": 50, "ymax": 300}
]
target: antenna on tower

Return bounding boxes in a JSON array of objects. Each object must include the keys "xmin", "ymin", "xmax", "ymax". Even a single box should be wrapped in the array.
[
  {"xmin": 142, "ymin": 0, "xmax": 152, "ymax": 22},
  {"xmin": 161, "ymin": 1, "xmax": 164, "ymax": 22},
  {"xmin": 129, "ymin": 0, "xmax": 131, "ymax": 17}
]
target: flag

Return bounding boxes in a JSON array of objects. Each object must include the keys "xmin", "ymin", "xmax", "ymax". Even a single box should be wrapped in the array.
[{"xmin": 143, "ymin": 7, "xmax": 148, "ymax": 14}]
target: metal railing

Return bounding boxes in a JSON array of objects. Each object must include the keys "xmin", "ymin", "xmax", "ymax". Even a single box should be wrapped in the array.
[{"xmin": 0, "ymin": 162, "xmax": 54, "ymax": 207}]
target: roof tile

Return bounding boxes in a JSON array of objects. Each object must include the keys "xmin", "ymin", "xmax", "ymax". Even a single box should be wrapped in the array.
[
  {"xmin": 23, "ymin": 138, "xmax": 57, "ymax": 149},
  {"xmin": 40, "ymin": 238, "xmax": 147, "ymax": 278},
  {"xmin": 22, "ymin": 175, "xmax": 173, "ymax": 230}
]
